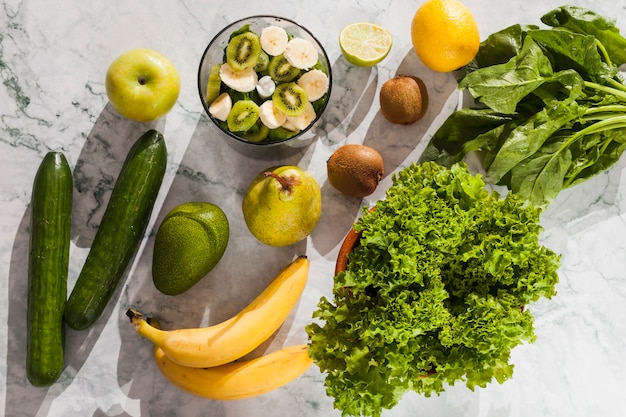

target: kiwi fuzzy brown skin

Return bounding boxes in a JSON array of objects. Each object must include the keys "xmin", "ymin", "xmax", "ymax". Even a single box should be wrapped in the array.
[
  {"xmin": 379, "ymin": 75, "xmax": 429, "ymax": 124},
  {"xmin": 327, "ymin": 144, "xmax": 384, "ymax": 198}
]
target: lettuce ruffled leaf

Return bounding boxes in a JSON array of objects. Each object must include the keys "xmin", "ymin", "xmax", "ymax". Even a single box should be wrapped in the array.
[{"xmin": 306, "ymin": 162, "xmax": 560, "ymax": 417}]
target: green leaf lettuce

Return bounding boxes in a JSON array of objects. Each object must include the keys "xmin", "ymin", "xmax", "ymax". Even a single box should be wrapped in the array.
[{"xmin": 306, "ymin": 162, "xmax": 560, "ymax": 417}]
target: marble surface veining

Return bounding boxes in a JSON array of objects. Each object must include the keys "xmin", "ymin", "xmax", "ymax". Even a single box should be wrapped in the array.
[{"xmin": 2, "ymin": 0, "xmax": 626, "ymax": 416}]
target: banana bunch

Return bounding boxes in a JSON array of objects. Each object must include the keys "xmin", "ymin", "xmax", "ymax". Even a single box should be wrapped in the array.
[
  {"xmin": 127, "ymin": 255, "xmax": 311, "ymax": 399},
  {"xmin": 154, "ymin": 340, "xmax": 312, "ymax": 400}
]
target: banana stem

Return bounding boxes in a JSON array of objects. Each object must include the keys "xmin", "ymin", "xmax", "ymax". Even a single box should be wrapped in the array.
[
  {"xmin": 126, "ymin": 307, "xmax": 145, "ymax": 323},
  {"xmin": 126, "ymin": 308, "xmax": 167, "ymax": 345}
]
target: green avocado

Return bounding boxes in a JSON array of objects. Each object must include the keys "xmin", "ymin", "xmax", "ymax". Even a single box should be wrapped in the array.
[{"xmin": 152, "ymin": 202, "xmax": 229, "ymax": 295}]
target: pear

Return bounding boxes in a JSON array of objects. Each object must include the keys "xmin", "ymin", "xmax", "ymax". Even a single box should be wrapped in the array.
[{"xmin": 242, "ymin": 165, "xmax": 322, "ymax": 246}]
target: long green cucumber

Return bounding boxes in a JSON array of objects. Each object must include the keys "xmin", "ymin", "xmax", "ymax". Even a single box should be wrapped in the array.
[
  {"xmin": 27, "ymin": 151, "xmax": 73, "ymax": 387},
  {"xmin": 65, "ymin": 129, "xmax": 167, "ymax": 330}
]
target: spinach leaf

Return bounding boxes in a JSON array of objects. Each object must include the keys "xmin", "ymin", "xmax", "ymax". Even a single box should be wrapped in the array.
[
  {"xmin": 485, "ymin": 99, "xmax": 582, "ymax": 184},
  {"xmin": 424, "ymin": 6, "xmax": 626, "ymax": 208},
  {"xmin": 509, "ymin": 138, "xmax": 572, "ymax": 207},
  {"xmin": 468, "ymin": 123, "xmax": 518, "ymax": 170},
  {"xmin": 499, "ymin": 108, "xmax": 626, "ymax": 205},
  {"xmin": 465, "ymin": 24, "xmax": 537, "ymax": 72},
  {"xmin": 528, "ymin": 28, "xmax": 618, "ymax": 82},
  {"xmin": 459, "ymin": 36, "xmax": 554, "ymax": 114},
  {"xmin": 564, "ymin": 130, "xmax": 606, "ymax": 182},
  {"xmin": 425, "ymin": 108, "xmax": 517, "ymax": 162},
  {"xmin": 541, "ymin": 5, "xmax": 626, "ymax": 66},
  {"xmin": 564, "ymin": 123, "xmax": 626, "ymax": 187}
]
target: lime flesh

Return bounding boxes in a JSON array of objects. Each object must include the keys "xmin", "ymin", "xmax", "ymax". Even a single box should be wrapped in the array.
[{"xmin": 339, "ymin": 22, "xmax": 393, "ymax": 67}]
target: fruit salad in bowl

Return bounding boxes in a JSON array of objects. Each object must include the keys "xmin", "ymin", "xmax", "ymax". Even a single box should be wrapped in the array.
[{"xmin": 198, "ymin": 15, "xmax": 332, "ymax": 151}]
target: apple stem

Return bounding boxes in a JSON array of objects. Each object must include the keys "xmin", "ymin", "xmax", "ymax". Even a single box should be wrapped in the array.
[
  {"xmin": 137, "ymin": 76, "xmax": 147, "ymax": 85},
  {"xmin": 264, "ymin": 172, "xmax": 301, "ymax": 194}
]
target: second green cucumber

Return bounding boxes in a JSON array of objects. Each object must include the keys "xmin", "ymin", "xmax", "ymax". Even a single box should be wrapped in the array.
[{"xmin": 65, "ymin": 129, "xmax": 167, "ymax": 330}]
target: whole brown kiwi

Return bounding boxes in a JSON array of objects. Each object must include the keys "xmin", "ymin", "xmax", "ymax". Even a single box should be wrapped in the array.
[
  {"xmin": 379, "ymin": 74, "xmax": 428, "ymax": 124},
  {"xmin": 327, "ymin": 144, "xmax": 384, "ymax": 198}
]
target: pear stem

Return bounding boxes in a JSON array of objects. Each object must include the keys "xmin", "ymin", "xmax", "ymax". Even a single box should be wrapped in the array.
[{"xmin": 264, "ymin": 172, "xmax": 301, "ymax": 194}]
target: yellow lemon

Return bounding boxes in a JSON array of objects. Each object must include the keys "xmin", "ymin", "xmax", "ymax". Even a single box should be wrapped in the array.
[{"xmin": 411, "ymin": 0, "xmax": 480, "ymax": 72}]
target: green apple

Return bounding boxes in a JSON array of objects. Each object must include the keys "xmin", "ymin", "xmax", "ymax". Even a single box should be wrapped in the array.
[{"xmin": 105, "ymin": 48, "xmax": 180, "ymax": 122}]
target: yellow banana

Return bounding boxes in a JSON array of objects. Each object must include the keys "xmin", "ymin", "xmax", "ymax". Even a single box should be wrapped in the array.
[
  {"xmin": 126, "ymin": 255, "xmax": 309, "ymax": 368},
  {"xmin": 154, "ymin": 344, "xmax": 313, "ymax": 400}
]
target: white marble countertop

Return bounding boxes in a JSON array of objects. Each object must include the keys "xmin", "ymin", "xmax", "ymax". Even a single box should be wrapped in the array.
[{"xmin": 2, "ymin": 0, "xmax": 626, "ymax": 416}]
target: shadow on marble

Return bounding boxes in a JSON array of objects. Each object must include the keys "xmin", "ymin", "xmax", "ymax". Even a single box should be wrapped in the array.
[
  {"xmin": 4, "ymin": 74, "xmax": 337, "ymax": 416},
  {"xmin": 310, "ymin": 181, "xmax": 364, "ymax": 258},
  {"xmin": 362, "ymin": 49, "xmax": 459, "ymax": 179},
  {"xmin": 117, "ymin": 110, "xmax": 309, "ymax": 328},
  {"xmin": 311, "ymin": 50, "xmax": 461, "ymax": 258},
  {"xmin": 70, "ymin": 104, "xmax": 164, "ymax": 249},
  {"xmin": 92, "ymin": 408, "xmax": 134, "ymax": 417},
  {"xmin": 61, "ymin": 103, "xmax": 167, "ymax": 367},
  {"xmin": 541, "ymin": 152, "xmax": 626, "ymax": 233},
  {"xmin": 308, "ymin": 56, "xmax": 382, "ymax": 257},
  {"xmin": 319, "ymin": 56, "xmax": 379, "ymax": 148},
  {"xmin": 112, "ymin": 109, "xmax": 314, "ymax": 414},
  {"xmin": 3, "ymin": 102, "xmax": 165, "ymax": 417},
  {"xmin": 5, "ymin": 208, "xmax": 53, "ymax": 417}
]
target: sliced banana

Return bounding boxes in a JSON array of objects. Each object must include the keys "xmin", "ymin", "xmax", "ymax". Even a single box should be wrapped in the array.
[
  {"xmin": 259, "ymin": 100, "xmax": 287, "ymax": 129},
  {"xmin": 256, "ymin": 75, "xmax": 276, "ymax": 99},
  {"xmin": 283, "ymin": 38, "xmax": 319, "ymax": 70},
  {"xmin": 219, "ymin": 62, "xmax": 258, "ymax": 93},
  {"xmin": 284, "ymin": 101, "xmax": 316, "ymax": 131},
  {"xmin": 281, "ymin": 119, "xmax": 300, "ymax": 132},
  {"xmin": 208, "ymin": 92, "xmax": 232, "ymax": 121},
  {"xmin": 297, "ymin": 69, "xmax": 329, "ymax": 102},
  {"xmin": 260, "ymin": 25, "xmax": 289, "ymax": 56}
]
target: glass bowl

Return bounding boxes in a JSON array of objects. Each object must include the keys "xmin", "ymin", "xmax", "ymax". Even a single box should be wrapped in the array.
[{"xmin": 197, "ymin": 15, "xmax": 332, "ymax": 156}]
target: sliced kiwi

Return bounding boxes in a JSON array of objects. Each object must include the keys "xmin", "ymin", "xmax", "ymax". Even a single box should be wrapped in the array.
[
  {"xmin": 268, "ymin": 126, "xmax": 299, "ymax": 142},
  {"xmin": 254, "ymin": 50, "xmax": 270, "ymax": 74},
  {"xmin": 226, "ymin": 32, "xmax": 262, "ymax": 71},
  {"xmin": 272, "ymin": 83, "xmax": 308, "ymax": 117},
  {"xmin": 227, "ymin": 100, "xmax": 260, "ymax": 132},
  {"xmin": 240, "ymin": 120, "xmax": 270, "ymax": 142},
  {"xmin": 267, "ymin": 54, "xmax": 300, "ymax": 83},
  {"xmin": 205, "ymin": 63, "xmax": 223, "ymax": 104}
]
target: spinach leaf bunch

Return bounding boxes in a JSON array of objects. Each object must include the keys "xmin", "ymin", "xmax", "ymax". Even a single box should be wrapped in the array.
[
  {"xmin": 424, "ymin": 6, "xmax": 626, "ymax": 208},
  {"xmin": 306, "ymin": 162, "xmax": 560, "ymax": 417}
]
